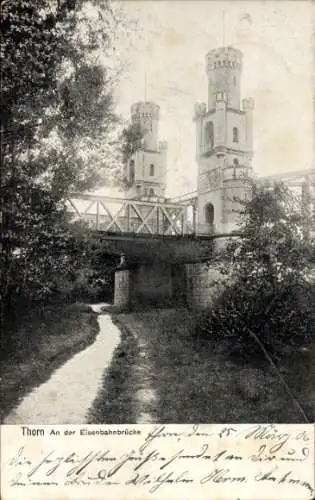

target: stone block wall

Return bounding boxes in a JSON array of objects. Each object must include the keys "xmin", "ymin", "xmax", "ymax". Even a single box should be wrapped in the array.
[
  {"xmin": 114, "ymin": 262, "xmax": 229, "ymax": 311},
  {"xmin": 114, "ymin": 269, "xmax": 131, "ymax": 310},
  {"xmin": 185, "ymin": 263, "xmax": 228, "ymax": 310}
]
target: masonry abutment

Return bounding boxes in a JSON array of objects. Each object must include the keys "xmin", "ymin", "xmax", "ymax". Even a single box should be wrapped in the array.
[
  {"xmin": 114, "ymin": 262, "xmax": 190, "ymax": 311},
  {"xmin": 114, "ymin": 269, "xmax": 132, "ymax": 310}
]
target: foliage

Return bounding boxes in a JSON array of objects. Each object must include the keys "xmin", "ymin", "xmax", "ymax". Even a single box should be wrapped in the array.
[
  {"xmin": 119, "ymin": 120, "xmax": 145, "ymax": 186},
  {"xmin": 120, "ymin": 121, "xmax": 145, "ymax": 164},
  {"xmin": 1, "ymin": 0, "xmax": 131, "ymax": 316},
  {"xmin": 198, "ymin": 181, "xmax": 315, "ymax": 360},
  {"xmin": 221, "ymin": 181, "xmax": 314, "ymax": 292}
]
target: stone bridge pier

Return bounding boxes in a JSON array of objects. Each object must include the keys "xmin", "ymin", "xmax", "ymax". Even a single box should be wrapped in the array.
[
  {"xmin": 114, "ymin": 260, "xmax": 187, "ymax": 311},
  {"xmin": 114, "ymin": 257, "xmax": 228, "ymax": 311}
]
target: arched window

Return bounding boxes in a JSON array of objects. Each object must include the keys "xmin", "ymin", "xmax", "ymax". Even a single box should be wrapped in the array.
[
  {"xmin": 204, "ymin": 203, "xmax": 214, "ymax": 224},
  {"xmin": 149, "ymin": 188, "xmax": 155, "ymax": 197},
  {"xmin": 129, "ymin": 159, "xmax": 135, "ymax": 183},
  {"xmin": 233, "ymin": 127, "xmax": 239, "ymax": 143},
  {"xmin": 205, "ymin": 121, "xmax": 214, "ymax": 148},
  {"xmin": 233, "ymin": 158, "xmax": 239, "ymax": 179},
  {"xmin": 149, "ymin": 164, "xmax": 155, "ymax": 176}
]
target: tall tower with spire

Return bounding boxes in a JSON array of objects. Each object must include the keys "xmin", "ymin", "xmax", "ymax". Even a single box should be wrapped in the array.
[
  {"xmin": 125, "ymin": 102, "xmax": 168, "ymax": 201},
  {"xmin": 194, "ymin": 46, "xmax": 254, "ymax": 234}
]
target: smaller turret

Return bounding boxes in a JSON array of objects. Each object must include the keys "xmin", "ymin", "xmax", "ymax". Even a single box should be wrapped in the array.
[
  {"xmin": 193, "ymin": 102, "xmax": 207, "ymax": 121},
  {"xmin": 131, "ymin": 102, "xmax": 160, "ymax": 151},
  {"xmin": 125, "ymin": 102, "xmax": 167, "ymax": 201}
]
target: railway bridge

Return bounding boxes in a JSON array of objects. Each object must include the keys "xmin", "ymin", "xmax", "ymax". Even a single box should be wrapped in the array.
[
  {"xmin": 66, "ymin": 166, "xmax": 314, "ymax": 311},
  {"xmin": 66, "ymin": 43, "xmax": 314, "ymax": 310}
]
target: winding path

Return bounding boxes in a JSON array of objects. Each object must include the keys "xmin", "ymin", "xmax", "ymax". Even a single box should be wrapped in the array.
[{"xmin": 4, "ymin": 304, "xmax": 120, "ymax": 424}]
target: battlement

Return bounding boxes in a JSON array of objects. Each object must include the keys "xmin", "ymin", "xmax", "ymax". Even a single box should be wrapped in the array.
[
  {"xmin": 158, "ymin": 140, "xmax": 168, "ymax": 151},
  {"xmin": 206, "ymin": 46, "xmax": 243, "ymax": 73},
  {"xmin": 194, "ymin": 102, "xmax": 207, "ymax": 120},
  {"xmin": 242, "ymin": 97, "xmax": 255, "ymax": 110},
  {"xmin": 131, "ymin": 101, "xmax": 160, "ymax": 121}
]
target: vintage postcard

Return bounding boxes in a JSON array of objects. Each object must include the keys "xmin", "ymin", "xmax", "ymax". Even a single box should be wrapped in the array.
[{"xmin": 1, "ymin": 0, "xmax": 314, "ymax": 499}]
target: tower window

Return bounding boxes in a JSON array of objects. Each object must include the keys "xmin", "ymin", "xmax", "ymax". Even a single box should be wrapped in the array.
[
  {"xmin": 204, "ymin": 203, "xmax": 214, "ymax": 224},
  {"xmin": 233, "ymin": 127, "xmax": 239, "ymax": 143},
  {"xmin": 149, "ymin": 188, "xmax": 155, "ymax": 197},
  {"xmin": 233, "ymin": 159, "xmax": 239, "ymax": 179},
  {"xmin": 149, "ymin": 164, "xmax": 155, "ymax": 176},
  {"xmin": 129, "ymin": 159, "xmax": 135, "ymax": 183},
  {"xmin": 205, "ymin": 121, "xmax": 214, "ymax": 148}
]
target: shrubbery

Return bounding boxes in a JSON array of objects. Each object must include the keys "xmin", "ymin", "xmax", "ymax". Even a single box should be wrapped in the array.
[
  {"xmin": 197, "ymin": 279, "xmax": 314, "ymax": 362},
  {"xmin": 1, "ymin": 1, "xmax": 130, "ymax": 325},
  {"xmin": 197, "ymin": 181, "xmax": 315, "ymax": 362}
]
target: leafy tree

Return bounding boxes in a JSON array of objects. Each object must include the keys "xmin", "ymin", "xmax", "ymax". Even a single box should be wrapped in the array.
[
  {"xmin": 120, "ymin": 121, "xmax": 145, "ymax": 165},
  {"xmin": 119, "ymin": 121, "xmax": 145, "ymax": 186},
  {"xmin": 228, "ymin": 181, "xmax": 314, "ymax": 290},
  {"xmin": 1, "ymin": 0, "xmax": 131, "ymax": 315},
  {"xmin": 199, "ymin": 180, "xmax": 315, "ymax": 359}
]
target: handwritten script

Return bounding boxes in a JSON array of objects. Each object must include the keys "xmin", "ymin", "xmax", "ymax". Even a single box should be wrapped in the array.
[{"xmin": 1, "ymin": 424, "xmax": 314, "ymax": 499}]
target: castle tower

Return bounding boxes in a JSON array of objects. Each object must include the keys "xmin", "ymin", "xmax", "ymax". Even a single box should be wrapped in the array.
[
  {"xmin": 125, "ymin": 102, "xmax": 168, "ymax": 201},
  {"xmin": 194, "ymin": 46, "xmax": 254, "ymax": 234}
]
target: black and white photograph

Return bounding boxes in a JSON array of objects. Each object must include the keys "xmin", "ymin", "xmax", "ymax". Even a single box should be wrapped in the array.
[{"xmin": 1, "ymin": 0, "xmax": 315, "ymax": 427}]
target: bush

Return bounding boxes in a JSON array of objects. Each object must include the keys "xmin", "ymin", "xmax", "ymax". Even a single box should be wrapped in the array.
[
  {"xmin": 197, "ymin": 279, "xmax": 315, "ymax": 362},
  {"xmin": 197, "ymin": 181, "xmax": 315, "ymax": 364}
]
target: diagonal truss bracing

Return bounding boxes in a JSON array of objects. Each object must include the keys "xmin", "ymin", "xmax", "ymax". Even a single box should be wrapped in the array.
[{"xmin": 67, "ymin": 194, "xmax": 196, "ymax": 236}]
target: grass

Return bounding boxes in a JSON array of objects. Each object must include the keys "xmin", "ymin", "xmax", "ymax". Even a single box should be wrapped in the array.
[
  {"xmin": 117, "ymin": 308, "xmax": 314, "ymax": 423},
  {"xmin": 2, "ymin": 302, "xmax": 313, "ymax": 425},
  {"xmin": 86, "ymin": 314, "xmax": 140, "ymax": 424},
  {"xmin": 277, "ymin": 345, "xmax": 315, "ymax": 422},
  {"xmin": 1, "ymin": 302, "xmax": 99, "ymax": 422}
]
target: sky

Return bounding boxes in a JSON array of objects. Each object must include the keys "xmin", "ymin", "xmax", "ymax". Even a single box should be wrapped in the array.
[{"xmin": 98, "ymin": 0, "xmax": 314, "ymax": 198}]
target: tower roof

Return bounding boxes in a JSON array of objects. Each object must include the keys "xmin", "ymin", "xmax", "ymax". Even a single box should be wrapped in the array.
[
  {"xmin": 206, "ymin": 46, "xmax": 243, "ymax": 73},
  {"xmin": 131, "ymin": 101, "xmax": 160, "ymax": 113},
  {"xmin": 206, "ymin": 45, "xmax": 243, "ymax": 58}
]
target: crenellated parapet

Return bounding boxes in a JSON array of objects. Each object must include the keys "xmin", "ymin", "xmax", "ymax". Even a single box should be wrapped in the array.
[
  {"xmin": 242, "ymin": 97, "xmax": 255, "ymax": 111},
  {"xmin": 206, "ymin": 46, "xmax": 243, "ymax": 72},
  {"xmin": 158, "ymin": 140, "xmax": 168, "ymax": 151},
  {"xmin": 131, "ymin": 101, "xmax": 160, "ymax": 121},
  {"xmin": 193, "ymin": 102, "xmax": 207, "ymax": 121}
]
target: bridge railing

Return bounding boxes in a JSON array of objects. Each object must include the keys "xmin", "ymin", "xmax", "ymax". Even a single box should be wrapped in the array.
[{"xmin": 66, "ymin": 194, "xmax": 197, "ymax": 236}]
